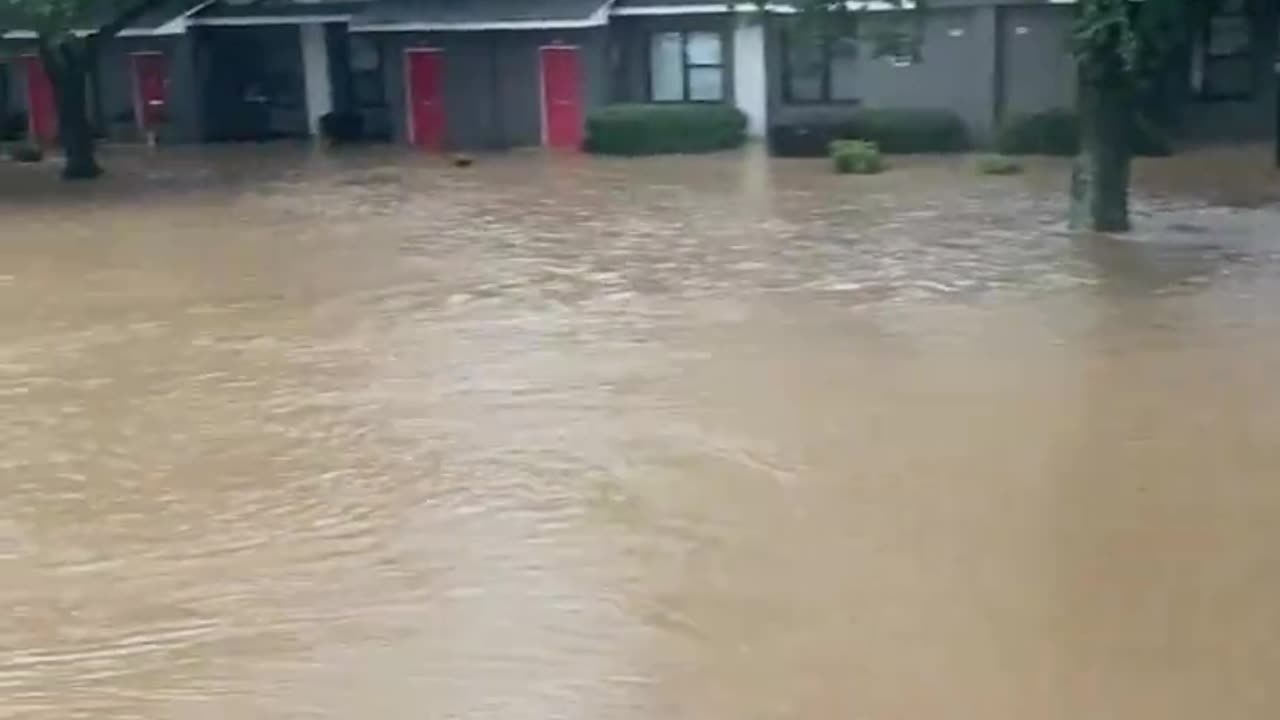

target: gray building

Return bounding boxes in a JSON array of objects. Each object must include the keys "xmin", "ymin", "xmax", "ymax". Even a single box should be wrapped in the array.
[{"xmin": 0, "ymin": 0, "xmax": 1274, "ymax": 151}]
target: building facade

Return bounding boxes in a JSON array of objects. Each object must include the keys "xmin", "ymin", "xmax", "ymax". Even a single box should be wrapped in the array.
[{"xmin": 0, "ymin": 0, "xmax": 1274, "ymax": 151}]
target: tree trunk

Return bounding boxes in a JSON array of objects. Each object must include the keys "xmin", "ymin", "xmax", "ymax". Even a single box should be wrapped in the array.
[
  {"xmin": 1069, "ymin": 76, "xmax": 1133, "ymax": 233},
  {"xmin": 42, "ymin": 43, "xmax": 103, "ymax": 181}
]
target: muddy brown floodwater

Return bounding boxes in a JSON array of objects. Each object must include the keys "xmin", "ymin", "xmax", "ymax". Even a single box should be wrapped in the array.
[{"xmin": 2, "ymin": 144, "xmax": 1280, "ymax": 720}]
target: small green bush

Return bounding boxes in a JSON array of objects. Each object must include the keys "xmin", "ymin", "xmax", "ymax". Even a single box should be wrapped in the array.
[
  {"xmin": 830, "ymin": 139, "xmax": 883, "ymax": 174},
  {"xmin": 585, "ymin": 104, "xmax": 747, "ymax": 155},
  {"xmin": 974, "ymin": 154, "xmax": 1023, "ymax": 175},
  {"xmin": 841, "ymin": 108, "xmax": 970, "ymax": 153},
  {"xmin": 997, "ymin": 108, "xmax": 1174, "ymax": 157}
]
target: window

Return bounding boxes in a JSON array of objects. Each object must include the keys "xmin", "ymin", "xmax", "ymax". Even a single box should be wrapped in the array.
[
  {"xmin": 349, "ymin": 35, "xmax": 386, "ymax": 107},
  {"xmin": 783, "ymin": 32, "xmax": 859, "ymax": 103},
  {"xmin": 649, "ymin": 31, "xmax": 725, "ymax": 102},
  {"xmin": 1200, "ymin": 0, "xmax": 1253, "ymax": 100}
]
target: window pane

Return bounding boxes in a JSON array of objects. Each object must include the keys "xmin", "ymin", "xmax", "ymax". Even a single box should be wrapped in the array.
[
  {"xmin": 786, "ymin": 36, "xmax": 825, "ymax": 101},
  {"xmin": 688, "ymin": 66, "xmax": 724, "ymax": 101},
  {"xmin": 352, "ymin": 71, "xmax": 385, "ymax": 107},
  {"xmin": 685, "ymin": 32, "xmax": 722, "ymax": 66},
  {"xmin": 1207, "ymin": 15, "xmax": 1250, "ymax": 56},
  {"xmin": 829, "ymin": 37, "xmax": 858, "ymax": 100},
  {"xmin": 350, "ymin": 36, "xmax": 380, "ymax": 72},
  {"xmin": 650, "ymin": 32, "xmax": 684, "ymax": 101}
]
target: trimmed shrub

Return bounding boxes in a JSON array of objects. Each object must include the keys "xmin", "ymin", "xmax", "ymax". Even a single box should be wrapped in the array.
[
  {"xmin": 319, "ymin": 111, "xmax": 365, "ymax": 144},
  {"xmin": 997, "ymin": 108, "xmax": 1173, "ymax": 157},
  {"xmin": 770, "ymin": 107, "xmax": 969, "ymax": 157},
  {"xmin": 585, "ymin": 104, "xmax": 747, "ymax": 155},
  {"xmin": 830, "ymin": 140, "xmax": 883, "ymax": 174},
  {"xmin": 974, "ymin": 154, "xmax": 1023, "ymax": 175},
  {"xmin": 841, "ymin": 108, "xmax": 970, "ymax": 153}
]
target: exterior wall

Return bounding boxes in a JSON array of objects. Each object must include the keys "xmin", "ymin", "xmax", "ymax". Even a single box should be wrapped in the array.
[
  {"xmin": 95, "ymin": 36, "xmax": 202, "ymax": 142},
  {"xmin": 1179, "ymin": 2, "xmax": 1279, "ymax": 142},
  {"xmin": 1, "ymin": 56, "xmax": 28, "ymax": 131},
  {"xmin": 610, "ymin": 14, "xmax": 736, "ymax": 104},
  {"xmin": 300, "ymin": 23, "xmax": 332, "ymax": 134},
  {"xmin": 998, "ymin": 4, "xmax": 1076, "ymax": 119},
  {"xmin": 765, "ymin": 8, "xmax": 1000, "ymax": 141},
  {"xmin": 369, "ymin": 27, "xmax": 609, "ymax": 150}
]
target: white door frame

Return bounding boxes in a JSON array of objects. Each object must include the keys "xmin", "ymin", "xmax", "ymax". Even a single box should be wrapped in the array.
[
  {"xmin": 403, "ymin": 47, "xmax": 444, "ymax": 146},
  {"xmin": 537, "ymin": 44, "xmax": 580, "ymax": 147},
  {"xmin": 128, "ymin": 51, "xmax": 165, "ymax": 135}
]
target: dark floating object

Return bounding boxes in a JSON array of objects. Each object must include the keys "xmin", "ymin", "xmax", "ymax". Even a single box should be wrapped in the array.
[
  {"xmin": 9, "ymin": 144, "xmax": 43, "ymax": 163},
  {"xmin": 451, "ymin": 154, "xmax": 473, "ymax": 168}
]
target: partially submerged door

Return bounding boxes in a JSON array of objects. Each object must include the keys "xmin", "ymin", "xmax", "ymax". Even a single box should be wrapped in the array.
[
  {"xmin": 131, "ymin": 52, "xmax": 169, "ymax": 133},
  {"xmin": 23, "ymin": 55, "xmax": 57, "ymax": 144},
  {"xmin": 405, "ymin": 48, "xmax": 445, "ymax": 151},
  {"xmin": 539, "ymin": 46, "xmax": 583, "ymax": 150}
]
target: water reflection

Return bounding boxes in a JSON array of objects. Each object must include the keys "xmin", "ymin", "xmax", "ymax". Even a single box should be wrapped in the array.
[{"xmin": 0, "ymin": 144, "xmax": 1278, "ymax": 720}]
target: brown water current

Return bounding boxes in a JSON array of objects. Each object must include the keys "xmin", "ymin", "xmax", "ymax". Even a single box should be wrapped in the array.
[{"xmin": 1, "ymin": 144, "xmax": 1279, "ymax": 720}]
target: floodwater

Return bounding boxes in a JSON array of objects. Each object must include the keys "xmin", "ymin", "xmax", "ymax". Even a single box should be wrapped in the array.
[{"xmin": 1, "ymin": 144, "xmax": 1279, "ymax": 720}]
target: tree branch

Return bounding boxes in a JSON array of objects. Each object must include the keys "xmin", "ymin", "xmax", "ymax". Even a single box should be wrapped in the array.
[{"xmin": 90, "ymin": 0, "xmax": 179, "ymax": 47}]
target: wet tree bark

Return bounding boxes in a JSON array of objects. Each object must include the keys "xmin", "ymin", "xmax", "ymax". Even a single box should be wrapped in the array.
[
  {"xmin": 1069, "ymin": 77, "xmax": 1132, "ymax": 232},
  {"xmin": 40, "ymin": 41, "xmax": 102, "ymax": 181}
]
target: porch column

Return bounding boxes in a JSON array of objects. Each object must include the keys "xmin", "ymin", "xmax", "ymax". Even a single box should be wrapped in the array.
[
  {"xmin": 300, "ymin": 23, "xmax": 332, "ymax": 136},
  {"xmin": 733, "ymin": 18, "xmax": 767, "ymax": 138}
]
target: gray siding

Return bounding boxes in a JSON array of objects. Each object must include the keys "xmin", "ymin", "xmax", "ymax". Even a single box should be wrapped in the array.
[
  {"xmin": 610, "ymin": 14, "xmax": 736, "ymax": 104},
  {"xmin": 95, "ymin": 36, "xmax": 201, "ymax": 142},
  {"xmin": 998, "ymin": 4, "xmax": 1075, "ymax": 119},
  {"xmin": 765, "ymin": 8, "xmax": 1000, "ymax": 141},
  {"xmin": 370, "ymin": 27, "xmax": 609, "ymax": 150}
]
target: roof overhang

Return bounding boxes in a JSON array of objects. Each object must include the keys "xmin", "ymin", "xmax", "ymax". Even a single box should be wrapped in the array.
[
  {"xmin": 352, "ymin": 0, "xmax": 612, "ymax": 32},
  {"xmin": 611, "ymin": 1, "xmax": 912, "ymax": 15}
]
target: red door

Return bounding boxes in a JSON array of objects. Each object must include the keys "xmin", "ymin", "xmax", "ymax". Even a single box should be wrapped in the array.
[
  {"xmin": 131, "ymin": 52, "xmax": 169, "ymax": 132},
  {"xmin": 23, "ymin": 55, "xmax": 57, "ymax": 145},
  {"xmin": 405, "ymin": 49, "xmax": 445, "ymax": 151},
  {"xmin": 540, "ymin": 47, "xmax": 583, "ymax": 150}
]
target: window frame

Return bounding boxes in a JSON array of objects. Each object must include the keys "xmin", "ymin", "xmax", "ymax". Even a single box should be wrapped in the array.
[
  {"xmin": 781, "ymin": 30, "xmax": 861, "ymax": 105},
  {"xmin": 1198, "ymin": 0, "xmax": 1254, "ymax": 101},
  {"xmin": 647, "ymin": 30, "xmax": 727, "ymax": 104}
]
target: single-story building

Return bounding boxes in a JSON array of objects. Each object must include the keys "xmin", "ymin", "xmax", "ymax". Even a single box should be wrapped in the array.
[{"xmin": 0, "ymin": 0, "xmax": 1274, "ymax": 150}]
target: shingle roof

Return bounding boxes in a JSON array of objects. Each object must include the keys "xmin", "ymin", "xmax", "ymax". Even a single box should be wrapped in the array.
[{"xmin": 352, "ymin": 0, "xmax": 613, "ymax": 28}]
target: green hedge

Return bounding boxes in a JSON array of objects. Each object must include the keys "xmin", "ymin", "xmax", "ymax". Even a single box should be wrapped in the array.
[
  {"xmin": 997, "ymin": 108, "xmax": 1173, "ymax": 157},
  {"xmin": 585, "ymin": 104, "xmax": 747, "ymax": 155},
  {"xmin": 841, "ymin": 108, "xmax": 970, "ymax": 153}
]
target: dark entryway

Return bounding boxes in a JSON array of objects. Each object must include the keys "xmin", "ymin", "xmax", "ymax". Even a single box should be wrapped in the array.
[{"xmin": 198, "ymin": 26, "xmax": 309, "ymax": 141}]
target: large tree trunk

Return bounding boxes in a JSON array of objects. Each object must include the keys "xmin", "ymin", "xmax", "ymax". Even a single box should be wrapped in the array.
[
  {"xmin": 1070, "ymin": 77, "xmax": 1133, "ymax": 232},
  {"xmin": 1064, "ymin": 22, "xmax": 1136, "ymax": 230},
  {"xmin": 41, "ymin": 42, "xmax": 103, "ymax": 181}
]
